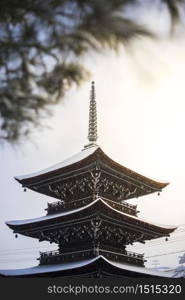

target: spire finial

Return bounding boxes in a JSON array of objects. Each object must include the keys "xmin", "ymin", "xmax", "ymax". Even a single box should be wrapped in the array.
[{"xmin": 87, "ymin": 81, "xmax": 98, "ymax": 145}]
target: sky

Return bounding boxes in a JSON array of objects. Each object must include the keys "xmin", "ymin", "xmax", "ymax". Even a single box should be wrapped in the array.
[{"xmin": 1, "ymin": 1, "xmax": 185, "ymax": 271}]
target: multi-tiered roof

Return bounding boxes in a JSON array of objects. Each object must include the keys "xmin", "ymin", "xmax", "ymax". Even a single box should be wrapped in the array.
[{"xmin": 3, "ymin": 82, "xmax": 176, "ymax": 278}]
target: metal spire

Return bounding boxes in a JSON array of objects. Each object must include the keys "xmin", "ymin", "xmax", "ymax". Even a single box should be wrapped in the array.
[{"xmin": 88, "ymin": 81, "xmax": 98, "ymax": 145}]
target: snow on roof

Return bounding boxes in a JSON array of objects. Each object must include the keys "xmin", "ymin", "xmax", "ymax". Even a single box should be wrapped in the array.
[
  {"xmin": 104, "ymin": 257, "xmax": 174, "ymax": 277},
  {"xmin": 0, "ymin": 255, "xmax": 174, "ymax": 277},
  {"xmin": 0, "ymin": 257, "xmax": 96, "ymax": 276},
  {"xmin": 15, "ymin": 145, "xmax": 98, "ymax": 181},
  {"xmin": 101, "ymin": 199, "xmax": 176, "ymax": 230},
  {"xmin": 173, "ymin": 265, "xmax": 185, "ymax": 278},
  {"xmin": 6, "ymin": 198, "xmax": 97, "ymax": 226},
  {"xmin": 6, "ymin": 198, "xmax": 176, "ymax": 231}
]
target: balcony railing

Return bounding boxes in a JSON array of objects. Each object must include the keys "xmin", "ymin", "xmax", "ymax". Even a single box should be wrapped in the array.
[
  {"xmin": 45, "ymin": 196, "xmax": 92, "ymax": 215},
  {"xmin": 39, "ymin": 248, "xmax": 144, "ymax": 266},
  {"xmin": 45, "ymin": 196, "xmax": 138, "ymax": 216}
]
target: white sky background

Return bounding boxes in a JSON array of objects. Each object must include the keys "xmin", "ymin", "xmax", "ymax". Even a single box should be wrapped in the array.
[{"xmin": 1, "ymin": 0, "xmax": 185, "ymax": 270}]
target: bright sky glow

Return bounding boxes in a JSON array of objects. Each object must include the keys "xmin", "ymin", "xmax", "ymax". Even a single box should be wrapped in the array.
[{"xmin": 1, "ymin": 2, "xmax": 185, "ymax": 272}]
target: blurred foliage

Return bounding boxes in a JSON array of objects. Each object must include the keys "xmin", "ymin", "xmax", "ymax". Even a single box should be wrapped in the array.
[
  {"xmin": 0, "ymin": 0, "xmax": 184, "ymax": 142},
  {"xmin": 163, "ymin": 0, "xmax": 185, "ymax": 31}
]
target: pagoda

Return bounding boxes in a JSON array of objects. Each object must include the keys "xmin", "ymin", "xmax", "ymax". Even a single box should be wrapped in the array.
[{"xmin": 3, "ymin": 82, "xmax": 176, "ymax": 278}]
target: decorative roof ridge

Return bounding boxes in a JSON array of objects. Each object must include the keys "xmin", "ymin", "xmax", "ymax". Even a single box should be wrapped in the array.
[{"xmin": 83, "ymin": 143, "xmax": 99, "ymax": 150}]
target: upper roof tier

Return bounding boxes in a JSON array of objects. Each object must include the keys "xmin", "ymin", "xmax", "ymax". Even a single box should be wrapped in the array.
[
  {"xmin": 16, "ymin": 145, "xmax": 98, "ymax": 181},
  {"xmin": 15, "ymin": 145, "xmax": 168, "ymax": 201},
  {"xmin": 15, "ymin": 82, "xmax": 168, "ymax": 202}
]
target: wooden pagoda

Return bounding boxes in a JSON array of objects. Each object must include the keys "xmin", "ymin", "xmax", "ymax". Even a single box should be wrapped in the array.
[{"xmin": 3, "ymin": 82, "xmax": 176, "ymax": 278}]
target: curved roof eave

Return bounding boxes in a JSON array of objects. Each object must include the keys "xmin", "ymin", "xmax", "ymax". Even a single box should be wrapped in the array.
[
  {"xmin": 15, "ymin": 146, "xmax": 168, "ymax": 191},
  {"xmin": 15, "ymin": 145, "xmax": 99, "ymax": 182},
  {"xmin": 0, "ymin": 255, "xmax": 174, "ymax": 277},
  {"xmin": 6, "ymin": 198, "xmax": 176, "ymax": 233}
]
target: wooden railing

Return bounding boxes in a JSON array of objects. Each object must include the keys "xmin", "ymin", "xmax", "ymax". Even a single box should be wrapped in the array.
[
  {"xmin": 45, "ymin": 196, "xmax": 138, "ymax": 216},
  {"xmin": 39, "ymin": 248, "xmax": 144, "ymax": 266},
  {"xmin": 45, "ymin": 196, "xmax": 92, "ymax": 215}
]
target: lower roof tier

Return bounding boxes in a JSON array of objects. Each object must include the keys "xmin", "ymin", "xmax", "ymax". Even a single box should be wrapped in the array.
[
  {"xmin": 6, "ymin": 198, "xmax": 176, "ymax": 244},
  {"xmin": 0, "ymin": 256, "xmax": 174, "ymax": 278}
]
